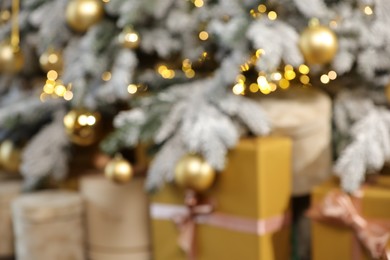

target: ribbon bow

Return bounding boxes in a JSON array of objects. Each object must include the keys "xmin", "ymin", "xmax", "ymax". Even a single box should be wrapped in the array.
[
  {"xmin": 172, "ymin": 190, "xmax": 214, "ymax": 260},
  {"xmin": 308, "ymin": 191, "xmax": 389, "ymax": 259}
]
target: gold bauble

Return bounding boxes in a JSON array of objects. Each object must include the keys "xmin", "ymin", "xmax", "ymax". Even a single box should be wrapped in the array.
[
  {"xmin": 0, "ymin": 140, "xmax": 21, "ymax": 172},
  {"xmin": 104, "ymin": 155, "xmax": 133, "ymax": 184},
  {"xmin": 39, "ymin": 48, "xmax": 63, "ymax": 73},
  {"xmin": 63, "ymin": 108, "xmax": 101, "ymax": 146},
  {"xmin": 66, "ymin": 0, "xmax": 104, "ymax": 33},
  {"xmin": 0, "ymin": 42, "xmax": 24, "ymax": 74},
  {"xmin": 174, "ymin": 154, "xmax": 216, "ymax": 193},
  {"xmin": 299, "ymin": 25, "xmax": 338, "ymax": 65},
  {"xmin": 118, "ymin": 27, "xmax": 140, "ymax": 49}
]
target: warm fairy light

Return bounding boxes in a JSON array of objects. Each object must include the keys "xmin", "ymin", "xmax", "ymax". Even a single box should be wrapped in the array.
[
  {"xmin": 127, "ymin": 84, "xmax": 138, "ymax": 94},
  {"xmin": 279, "ymin": 79, "xmax": 290, "ymax": 89},
  {"xmin": 258, "ymin": 4, "xmax": 267, "ymax": 13},
  {"xmin": 268, "ymin": 11, "xmax": 277, "ymax": 20},
  {"xmin": 54, "ymin": 84, "xmax": 66, "ymax": 96},
  {"xmin": 101, "ymin": 71, "xmax": 112, "ymax": 81},
  {"xmin": 236, "ymin": 74, "xmax": 246, "ymax": 83},
  {"xmin": 47, "ymin": 70, "xmax": 58, "ymax": 81},
  {"xmin": 328, "ymin": 70, "xmax": 337, "ymax": 80},
  {"xmin": 364, "ymin": 6, "xmax": 373, "ymax": 15},
  {"xmin": 48, "ymin": 53, "xmax": 59, "ymax": 64},
  {"xmin": 185, "ymin": 69, "xmax": 195, "ymax": 78},
  {"xmin": 199, "ymin": 31, "xmax": 209, "ymax": 41},
  {"xmin": 249, "ymin": 83, "xmax": 259, "ymax": 93},
  {"xmin": 256, "ymin": 49, "xmax": 265, "ymax": 58},
  {"xmin": 87, "ymin": 115, "xmax": 96, "ymax": 126},
  {"xmin": 269, "ymin": 82, "xmax": 277, "ymax": 91},
  {"xmin": 232, "ymin": 83, "xmax": 245, "ymax": 95},
  {"xmin": 240, "ymin": 63, "xmax": 250, "ymax": 72},
  {"xmin": 125, "ymin": 32, "xmax": 139, "ymax": 43},
  {"xmin": 309, "ymin": 18, "xmax": 320, "ymax": 27},
  {"xmin": 320, "ymin": 74, "xmax": 330, "ymax": 84},
  {"xmin": 250, "ymin": 9, "xmax": 258, "ymax": 18},
  {"xmin": 40, "ymin": 93, "xmax": 47, "ymax": 102},
  {"xmin": 257, "ymin": 76, "xmax": 269, "ymax": 88},
  {"xmin": 78, "ymin": 115, "xmax": 88, "ymax": 126},
  {"xmin": 298, "ymin": 64, "xmax": 310, "ymax": 75},
  {"xmin": 182, "ymin": 59, "xmax": 192, "ymax": 70},
  {"xmin": 271, "ymin": 72, "xmax": 282, "ymax": 81},
  {"xmin": 43, "ymin": 83, "xmax": 54, "ymax": 94},
  {"xmin": 158, "ymin": 65, "xmax": 167, "ymax": 74},
  {"xmin": 284, "ymin": 70, "xmax": 296, "ymax": 80},
  {"xmin": 194, "ymin": 0, "xmax": 204, "ymax": 8},
  {"xmin": 284, "ymin": 65, "xmax": 294, "ymax": 71},
  {"xmin": 64, "ymin": 91, "xmax": 73, "ymax": 101},
  {"xmin": 300, "ymin": 75, "xmax": 310, "ymax": 85}
]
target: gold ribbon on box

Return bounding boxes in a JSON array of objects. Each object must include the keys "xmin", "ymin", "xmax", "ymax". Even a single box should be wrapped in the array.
[
  {"xmin": 150, "ymin": 192, "xmax": 291, "ymax": 260},
  {"xmin": 308, "ymin": 190, "xmax": 390, "ymax": 260}
]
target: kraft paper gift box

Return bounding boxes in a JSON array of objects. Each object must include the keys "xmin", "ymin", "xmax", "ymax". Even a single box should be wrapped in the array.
[
  {"xmin": 80, "ymin": 175, "xmax": 151, "ymax": 260},
  {"xmin": 310, "ymin": 178, "xmax": 390, "ymax": 260},
  {"xmin": 0, "ymin": 180, "xmax": 21, "ymax": 258},
  {"xmin": 12, "ymin": 191, "xmax": 85, "ymax": 260},
  {"xmin": 150, "ymin": 137, "xmax": 292, "ymax": 260}
]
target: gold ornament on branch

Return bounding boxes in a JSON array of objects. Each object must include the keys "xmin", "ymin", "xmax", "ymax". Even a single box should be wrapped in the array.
[
  {"xmin": 0, "ymin": 0, "xmax": 23, "ymax": 74},
  {"xmin": 63, "ymin": 108, "xmax": 101, "ymax": 146},
  {"xmin": 174, "ymin": 154, "xmax": 216, "ymax": 193},
  {"xmin": 118, "ymin": 27, "xmax": 140, "ymax": 49},
  {"xmin": 66, "ymin": 0, "xmax": 104, "ymax": 33},
  {"xmin": 104, "ymin": 154, "xmax": 133, "ymax": 184},
  {"xmin": 299, "ymin": 24, "xmax": 338, "ymax": 65},
  {"xmin": 0, "ymin": 140, "xmax": 21, "ymax": 172},
  {"xmin": 0, "ymin": 41, "xmax": 24, "ymax": 74},
  {"xmin": 39, "ymin": 48, "xmax": 63, "ymax": 73}
]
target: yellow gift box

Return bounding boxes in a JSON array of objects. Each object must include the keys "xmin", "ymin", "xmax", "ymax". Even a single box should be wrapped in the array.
[
  {"xmin": 311, "ymin": 178, "xmax": 390, "ymax": 260},
  {"xmin": 150, "ymin": 137, "xmax": 292, "ymax": 260}
]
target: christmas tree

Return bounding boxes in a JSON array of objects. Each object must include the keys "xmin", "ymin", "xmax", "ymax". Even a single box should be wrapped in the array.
[{"xmin": 0, "ymin": 0, "xmax": 389, "ymax": 193}]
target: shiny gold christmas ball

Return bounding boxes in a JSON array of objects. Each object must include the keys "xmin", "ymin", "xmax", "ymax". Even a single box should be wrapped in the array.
[
  {"xmin": 63, "ymin": 108, "xmax": 101, "ymax": 146},
  {"xmin": 104, "ymin": 155, "xmax": 133, "ymax": 184},
  {"xmin": 299, "ymin": 25, "xmax": 338, "ymax": 65},
  {"xmin": 0, "ymin": 140, "xmax": 21, "ymax": 172},
  {"xmin": 174, "ymin": 154, "xmax": 216, "ymax": 193},
  {"xmin": 39, "ymin": 48, "xmax": 63, "ymax": 73},
  {"xmin": 0, "ymin": 42, "xmax": 24, "ymax": 74},
  {"xmin": 66, "ymin": 0, "xmax": 104, "ymax": 33},
  {"xmin": 118, "ymin": 27, "xmax": 140, "ymax": 49}
]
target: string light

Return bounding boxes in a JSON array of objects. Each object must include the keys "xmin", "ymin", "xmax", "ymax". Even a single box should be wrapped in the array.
[
  {"xmin": 284, "ymin": 70, "xmax": 296, "ymax": 80},
  {"xmin": 101, "ymin": 71, "xmax": 112, "ymax": 81},
  {"xmin": 268, "ymin": 11, "xmax": 277, "ymax": 20},
  {"xmin": 279, "ymin": 79, "xmax": 290, "ymax": 89},
  {"xmin": 193, "ymin": 0, "xmax": 204, "ymax": 8},
  {"xmin": 270, "ymin": 72, "xmax": 282, "ymax": 81},
  {"xmin": 199, "ymin": 31, "xmax": 209, "ymax": 41},
  {"xmin": 328, "ymin": 70, "xmax": 337, "ymax": 80},
  {"xmin": 298, "ymin": 64, "xmax": 310, "ymax": 75},
  {"xmin": 300, "ymin": 75, "xmax": 310, "ymax": 85},
  {"xmin": 127, "ymin": 84, "xmax": 138, "ymax": 94},
  {"xmin": 364, "ymin": 6, "xmax": 373, "ymax": 15},
  {"xmin": 320, "ymin": 74, "xmax": 330, "ymax": 84},
  {"xmin": 232, "ymin": 83, "xmax": 245, "ymax": 95},
  {"xmin": 249, "ymin": 83, "xmax": 259, "ymax": 93},
  {"xmin": 258, "ymin": 4, "xmax": 267, "ymax": 13}
]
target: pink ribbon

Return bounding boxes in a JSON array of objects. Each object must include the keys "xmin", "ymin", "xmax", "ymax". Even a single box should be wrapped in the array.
[
  {"xmin": 308, "ymin": 191, "xmax": 390, "ymax": 260},
  {"xmin": 150, "ymin": 191, "xmax": 290, "ymax": 260}
]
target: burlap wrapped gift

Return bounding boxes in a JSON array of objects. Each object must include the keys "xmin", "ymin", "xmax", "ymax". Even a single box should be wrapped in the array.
[
  {"xmin": 0, "ymin": 180, "xmax": 21, "ymax": 258},
  {"xmin": 80, "ymin": 175, "xmax": 150, "ymax": 260},
  {"xmin": 12, "ymin": 191, "xmax": 85, "ymax": 260},
  {"xmin": 258, "ymin": 87, "xmax": 332, "ymax": 195}
]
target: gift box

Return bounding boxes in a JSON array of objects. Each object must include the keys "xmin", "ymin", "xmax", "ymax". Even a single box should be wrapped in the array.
[
  {"xmin": 310, "ymin": 178, "xmax": 390, "ymax": 260},
  {"xmin": 150, "ymin": 137, "xmax": 292, "ymax": 260},
  {"xmin": 0, "ymin": 180, "xmax": 21, "ymax": 258},
  {"xmin": 80, "ymin": 174, "xmax": 151, "ymax": 260},
  {"xmin": 258, "ymin": 87, "xmax": 332, "ymax": 195},
  {"xmin": 12, "ymin": 191, "xmax": 85, "ymax": 260}
]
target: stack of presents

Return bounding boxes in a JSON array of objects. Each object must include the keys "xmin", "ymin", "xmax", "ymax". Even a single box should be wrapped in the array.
[{"xmin": 1, "ymin": 88, "xmax": 389, "ymax": 260}]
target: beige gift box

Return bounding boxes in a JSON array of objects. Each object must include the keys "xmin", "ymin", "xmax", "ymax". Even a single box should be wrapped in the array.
[
  {"xmin": 12, "ymin": 191, "xmax": 85, "ymax": 260},
  {"xmin": 0, "ymin": 180, "xmax": 21, "ymax": 258},
  {"xmin": 259, "ymin": 87, "xmax": 332, "ymax": 195},
  {"xmin": 80, "ymin": 175, "xmax": 151, "ymax": 260}
]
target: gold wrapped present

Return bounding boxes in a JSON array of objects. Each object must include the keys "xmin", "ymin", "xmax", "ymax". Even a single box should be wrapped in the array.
[
  {"xmin": 310, "ymin": 178, "xmax": 390, "ymax": 260},
  {"xmin": 150, "ymin": 137, "xmax": 292, "ymax": 260}
]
